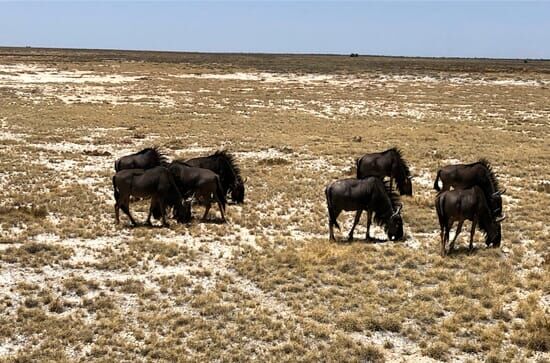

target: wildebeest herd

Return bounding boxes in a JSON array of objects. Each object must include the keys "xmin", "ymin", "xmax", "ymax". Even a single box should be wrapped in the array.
[
  {"xmin": 112, "ymin": 147, "xmax": 506, "ymax": 257},
  {"xmin": 112, "ymin": 148, "xmax": 244, "ymax": 226}
]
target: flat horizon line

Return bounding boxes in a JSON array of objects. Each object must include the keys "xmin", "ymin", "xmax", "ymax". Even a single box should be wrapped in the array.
[{"xmin": 1, "ymin": 45, "xmax": 549, "ymax": 62}]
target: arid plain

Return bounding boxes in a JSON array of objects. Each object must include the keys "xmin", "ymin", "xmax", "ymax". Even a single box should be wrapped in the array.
[{"xmin": 0, "ymin": 48, "xmax": 549, "ymax": 362}]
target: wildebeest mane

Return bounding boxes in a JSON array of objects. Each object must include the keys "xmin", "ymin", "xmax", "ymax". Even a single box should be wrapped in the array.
[
  {"xmin": 387, "ymin": 147, "xmax": 411, "ymax": 182},
  {"xmin": 384, "ymin": 179, "xmax": 401, "ymax": 210},
  {"xmin": 165, "ymin": 172, "xmax": 183, "ymax": 208},
  {"xmin": 373, "ymin": 179, "xmax": 401, "ymax": 227},
  {"xmin": 213, "ymin": 150, "xmax": 243, "ymax": 184},
  {"xmin": 139, "ymin": 146, "xmax": 169, "ymax": 166},
  {"xmin": 150, "ymin": 172, "xmax": 184, "ymax": 220},
  {"xmin": 475, "ymin": 192, "xmax": 496, "ymax": 237},
  {"xmin": 474, "ymin": 158, "xmax": 500, "ymax": 191}
]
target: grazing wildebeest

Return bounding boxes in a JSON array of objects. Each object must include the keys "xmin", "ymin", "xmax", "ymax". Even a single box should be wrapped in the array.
[
  {"xmin": 112, "ymin": 166, "xmax": 191, "ymax": 226},
  {"xmin": 184, "ymin": 150, "xmax": 246, "ymax": 204},
  {"xmin": 435, "ymin": 186, "xmax": 506, "ymax": 256},
  {"xmin": 433, "ymin": 159, "xmax": 505, "ymax": 217},
  {"xmin": 356, "ymin": 148, "xmax": 413, "ymax": 196},
  {"xmin": 150, "ymin": 196, "xmax": 191, "ymax": 224},
  {"xmin": 114, "ymin": 147, "xmax": 169, "ymax": 172},
  {"xmin": 325, "ymin": 177, "xmax": 404, "ymax": 242},
  {"xmin": 169, "ymin": 161, "xmax": 226, "ymax": 222}
]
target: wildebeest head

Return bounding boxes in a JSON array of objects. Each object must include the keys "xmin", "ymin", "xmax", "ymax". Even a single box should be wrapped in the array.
[
  {"xmin": 490, "ymin": 188, "xmax": 506, "ymax": 217},
  {"xmin": 486, "ymin": 214, "xmax": 505, "ymax": 247},
  {"xmin": 387, "ymin": 205, "xmax": 404, "ymax": 241},
  {"xmin": 175, "ymin": 200, "xmax": 192, "ymax": 223},
  {"xmin": 231, "ymin": 178, "xmax": 246, "ymax": 204},
  {"xmin": 402, "ymin": 176, "xmax": 413, "ymax": 196}
]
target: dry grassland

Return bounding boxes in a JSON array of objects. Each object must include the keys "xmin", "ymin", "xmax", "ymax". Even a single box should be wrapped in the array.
[{"xmin": 0, "ymin": 47, "xmax": 549, "ymax": 362}]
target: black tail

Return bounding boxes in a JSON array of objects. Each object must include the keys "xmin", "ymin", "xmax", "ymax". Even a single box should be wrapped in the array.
[
  {"xmin": 112, "ymin": 176, "xmax": 120, "ymax": 202},
  {"xmin": 355, "ymin": 158, "xmax": 362, "ymax": 179},
  {"xmin": 325, "ymin": 185, "xmax": 340, "ymax": 230},
  {"xmin": 215, "ymin": 176, "xmax": 226, "ymax": 211},
  {"xmin": 435, "ymin": 192, "xmax": 446, "ymax": 230},
  {"xmin": 433, "ymin": 169, "xmax": 441, "ymax": 191},
  {"xmin": 114, "ymin": 159, "xmax": 121, "ymax": 172}
]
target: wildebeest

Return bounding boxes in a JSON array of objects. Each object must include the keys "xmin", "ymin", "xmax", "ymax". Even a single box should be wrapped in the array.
[
  {"xmin": 169, "ymin": 161, "xmax": 226, "ymax": 222},
  {"xmin": 112, "ymin": 166, "xmax": 191, "ymax": 226},
  {"xmin": 435, "ymin": 186, "xmax": 506, "ymax": 256},
  {"xmin": 356, "ymin": 148, "xmax": 413, "ymax": 196},
  {"xmin": 433, "ymin": 159, "xmax": 505, "ymax": 216},
  {"xmin": 184, "ymin": 150, "xmax": 246, "ymax": 204},
  {"xmin": 325, "ymin": 177, "xmax": 404, "ymax": 242},
  {"xmin": 114, "ymin": 147, "xmax": 169, "ymax": 172}
]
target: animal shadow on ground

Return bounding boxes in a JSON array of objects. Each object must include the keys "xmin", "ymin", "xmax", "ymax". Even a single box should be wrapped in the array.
[
  {"xmin": 121, "ymin": 222, "xmax": 168, "ymax": 229},
  {"xmin": 336, "ymin": 236, "xmax": 392, "ymax": 244},
  {"xmin": 447, "ymin": 245, "xmax": 481, "ymax": 256},
  {"xmin": 202, "ymin": 216, "xmax": 226, "ymax": 224}
]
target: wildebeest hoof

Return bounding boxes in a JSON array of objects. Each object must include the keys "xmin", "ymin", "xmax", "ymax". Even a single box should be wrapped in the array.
[{"xmin": 346, "ymin": 236, "xmax": 354, "ymax": 242}]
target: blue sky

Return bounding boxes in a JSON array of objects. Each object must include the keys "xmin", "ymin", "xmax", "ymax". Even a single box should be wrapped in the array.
[{"xmin": 0, "ymin": 1, "xmax": 548, "ymax": 59}]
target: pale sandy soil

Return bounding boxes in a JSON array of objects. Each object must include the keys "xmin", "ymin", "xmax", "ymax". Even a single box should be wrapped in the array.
[{"xmin": 0, "ymin": 51, "xmax": 548, "ymax": 362}]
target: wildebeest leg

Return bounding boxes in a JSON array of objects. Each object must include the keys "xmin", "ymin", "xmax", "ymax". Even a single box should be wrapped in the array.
[
  {"xmin": 114, "ymin": 202, "xmax": 120, "ymax": 224},
  {"xmin": 145, "ymin": 209, "xmax": 153, "ymax": 226},
  {"xmin": 211, "ymin": 189, "xmax": 226, "ymax": 223},
  {"xmin": 202, "ymin": 203, "xmax": 211, "ymax": 221},
  {"xmin": 440, "ymin": 225, "xmax": 446, "ymax": 256},
  {"xmin": 329, "ymin": 208, "xmax": 341, "ymax": 241},
  {"xmin": 366, "ymin": 210, "xmax": 373, "ymax": 240},
  {"xmin": 160, "ymin": 200, "xmax": 169, "ymax": 227},
  {"xmin": 449, "ymin": 220, "xmax": 463, "ymax": 252},
  {"xmin": 146, "ymin": 198, "xmax": 155, "ymax": 226},
  {"xmin": 217, "ymin": 199, "xmax": 226, "ymax": 223},
  {"xmin": 469, "ymin": 218, "xmax": 477, "ymax": 252},
  {"xmin": 347, "ymin": 210, "xmax": 362, "ymax": 241},
  {"xmin": 120, "ymin": 199, "xmax": 138, "ymax": 226},
  {"xmin": 442, "ymin": 222, "xmax": 451, "ymax": 256}
]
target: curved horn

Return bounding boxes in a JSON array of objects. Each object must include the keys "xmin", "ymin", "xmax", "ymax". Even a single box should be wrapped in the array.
[
  {"xmin": 243, "ymin": 177, "xmax": 249, "ymax": 184},
  {"xmin": 495, "ymin": 214, "xmax": 506, "ymax": 223},
  {"xmin": 408, "ymin": 175, "xmax": 413, "ymax": 180},
  {"xmin": 492, "ymin": 188, "xmax": 507, "ymax": 197},
  {"xmin": 392, "ymin": 204, "xmax": 403, "ymax": 216}
]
